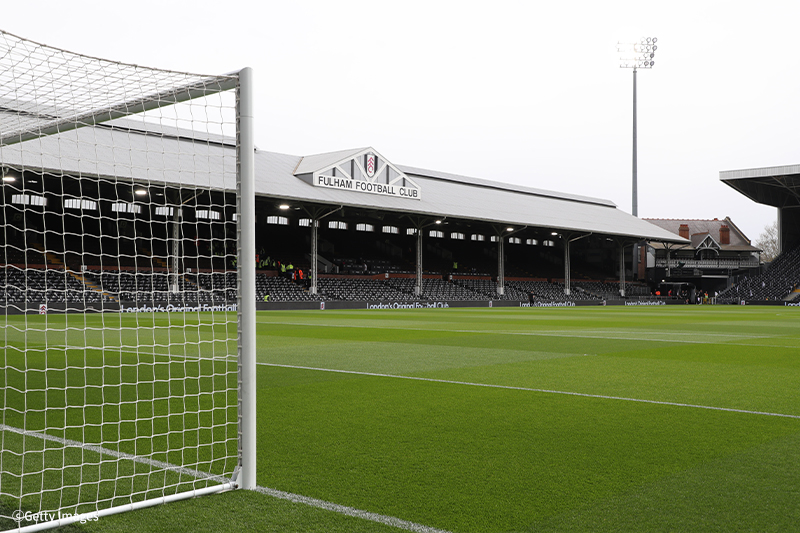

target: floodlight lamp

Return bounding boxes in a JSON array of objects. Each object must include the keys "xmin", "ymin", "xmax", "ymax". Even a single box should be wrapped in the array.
[
  {"xmin": 551, "ymin": 231, "xmax": 558, "ymax": 236},
  {"xmin": 279, "ymin": 204, "xmax": 290, "ymax": 210},
  {"xmin": 2, "ymin": 176, "xmax": 15, "ymax": 182},
  {"xmin": 134, "ymin": 189, "xmax": 147, "ymax": 196},
  {"xmin": 506, "ymin": 227, "xmax": 514, "ymax": 232},
  {"xmin": 435, "ymin": 220, "xmax": 442, "ymax": 224}
]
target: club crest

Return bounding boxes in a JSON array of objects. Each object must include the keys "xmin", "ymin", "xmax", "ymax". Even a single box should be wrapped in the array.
[{"xmin": 366, "ymin": 154, "xmax": 376, "ymax": 178}]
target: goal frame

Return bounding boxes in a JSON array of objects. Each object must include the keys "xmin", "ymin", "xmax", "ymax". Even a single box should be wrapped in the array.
[{"xmin": 0, "ymin": 29, "xmax": 256, "ymax": 531}]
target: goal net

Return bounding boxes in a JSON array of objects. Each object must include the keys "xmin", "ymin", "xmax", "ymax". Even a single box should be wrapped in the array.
[{"xmin": 0, "ymin": 30, "xmax": 254, "ymax": 530}]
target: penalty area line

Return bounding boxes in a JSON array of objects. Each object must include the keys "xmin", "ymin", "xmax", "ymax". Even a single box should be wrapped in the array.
[{"xmin": 259, "ymin": 362, "xmax": 800, "ymax": 421}]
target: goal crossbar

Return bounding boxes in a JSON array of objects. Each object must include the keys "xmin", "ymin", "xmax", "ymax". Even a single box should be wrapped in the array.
[{"xmin": 0, "ymin": 76, "xmax": 238, "ymax": 148}]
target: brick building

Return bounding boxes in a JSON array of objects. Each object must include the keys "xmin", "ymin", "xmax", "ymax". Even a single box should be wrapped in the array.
[{"xmin": 643, "ymin": 217, "xmax": 761, "ymax": 293}]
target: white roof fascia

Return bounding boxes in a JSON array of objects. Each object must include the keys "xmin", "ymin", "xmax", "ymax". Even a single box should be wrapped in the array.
[
  {"xmin": 0, "ymin": 125, "xmax": 686, "ymax": 243},
  {"xmin": 720, "ymin": 164, "xmax": 800, "ymax": 180},
  {"xmin": 293, "ymin": 147, "xmax": 367, "ymax": 176},
  {"xmin": 400, "ymin": 164, "xmax": 616, "ymax": 208},
  {"xmin": 258, "ymin": 151, "xmax": 685, "ymax": 243}
]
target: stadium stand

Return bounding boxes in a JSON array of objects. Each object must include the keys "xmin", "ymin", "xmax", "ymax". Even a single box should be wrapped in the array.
[
  {"xmin": 316, "ymin": 278, "xmax": 416, "ymax": 301},
  {"xmin": 718, "ymin": 244, "xmax": 800, "ymax": 303},
  {"xmin": 257, "ymin": 275, "xmax": 322, "ymax": 302},
  {"xmin": 455, "ymin": 278, "xmax": 516, "ymax": 300},
  {"xmin": 417, "ymin": 279, "xmax": 485, "ymax": 301},
  {"xmin": 571, "ymin": 281, "xmax": 649, "ymax": 299},
  {"xmin": 506, "ymin": 280, "xmax": 579, "ymax": 301},
  {"xmin": 1, "ymin": 258, "xmax": 666, "ymax": 305}
]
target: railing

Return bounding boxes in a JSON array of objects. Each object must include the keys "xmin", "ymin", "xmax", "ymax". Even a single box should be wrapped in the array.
[{"xmin": 655, "ymin": 258, "xmax": 758, "ymax": 269}]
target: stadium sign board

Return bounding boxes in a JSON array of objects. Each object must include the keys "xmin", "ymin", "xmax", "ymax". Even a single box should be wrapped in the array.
[{"xmin": 311, "ymin": 148, "xmax": 422, "ymax": 200}]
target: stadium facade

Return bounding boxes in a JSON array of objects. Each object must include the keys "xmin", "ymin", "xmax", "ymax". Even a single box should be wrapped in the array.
[
  {"xmin": 716, "ymin": 165, "xmax": 800, "ymax": 304},
  {"xmin": 0, "ymin": 117, "xmax": 695, "ymax": 311},
  {"xmin": 4, "ymin": 115, "xmax": 800, "ymax": 308}
]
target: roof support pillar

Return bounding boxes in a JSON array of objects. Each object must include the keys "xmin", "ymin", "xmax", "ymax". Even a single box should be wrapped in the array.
[
  {"xmin": 665, "ymin": 246, "xmax": 671, "ymax": 279},
  {"xmin": 170, "ymin": 206, "xmax": 181, "ymax": 293},
  {"xmin": 492, "ymin": 226, "xmax": 526, "ymax": 297},
  {"xmin": 303, "ymin": 205, "xmax": 342, "ymax": 296},
  {"xmin": 497, "ymin": 237, "xmax": 505, "ymax": 296},
  {"xmin": 169, "ymin": 190, "xmax": 203, "ymax": 293},
  {"xmin": 310, "ymin": 220, "xmax": 318, "ymax": 294},
  {"xmin": 564, "ymin": 239, "xmax": 571, "ymax": 296},
  {"xmin": 562, "ymin": 232, "xmax": 591, "ymax": 296},
  {"xmin": 619, "ymin": 243, "xmax": 627, "ymax": 297},
  {"xmin": 415, "ymin": 230, "xmax": 423, "ymax": 296}
]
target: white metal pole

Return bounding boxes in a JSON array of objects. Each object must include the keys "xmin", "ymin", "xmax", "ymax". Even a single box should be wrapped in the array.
[
  {"xmin": 666, "ymin": 246, "xmax": 671, "ymax": 278},
  {"xmin": 14, "ymin": 483, "xmax": 236, "ymax": 533},
  {"xmin": 619, "ymin": 244, "xmax": 626, "ymax": 297},
  {"xmin": 310, "ymin": 220, "xmax": 318, "ymax": 294},
  {"xmin": 171, "ymin": 208, "xmax": 180, "ymax": 293},
  {"xmin": 497, "ymin": 237, "xmax": 505, "ymax": 296},
  {"xmin": 237, "ymin": 67, "xmax": 257, "ymax": 491},
  {"xmin": 564, "ymin": 239, "xmax": 571, "ymax": 296},
  {"xmin": 415, "ymin": 230, "xmax": 422, "ymax": 296}
]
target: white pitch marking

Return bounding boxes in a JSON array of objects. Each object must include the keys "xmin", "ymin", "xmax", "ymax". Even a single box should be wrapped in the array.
[
  {"xmin": 253, "ymin": 486, "xmax": 453, "ymax": 533},
  {"xmin": 0, "ymin": 424, "xmax": 452, "ymax": 533},
  {"xmin": 256, "ymin": 320, "xmax": 795, "ymax": 348},
  {"xmin": 259, "ymin": 362, "xmax": 800, "ymax": 420},
  {"xmin": 44, "ymin": 345, "xmax": 236, "ymax": 362},
  {"xmin": 0, "ymin": 423, "xmax": 231, "ymax": 484}
]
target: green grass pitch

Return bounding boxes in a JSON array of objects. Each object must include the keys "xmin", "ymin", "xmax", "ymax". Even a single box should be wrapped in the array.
[
  {"xmin": 3, "ymin": 306, "xmax": 800, "ymax": 532},
  {"xmin": 0, "ymin": 312, "xmax": 240, "ymax": 529}
]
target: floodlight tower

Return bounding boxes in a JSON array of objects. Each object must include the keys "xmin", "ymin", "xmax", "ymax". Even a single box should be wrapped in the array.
[
  {"xmin": 618, "ymin": 37, "xmax": 657, "ymax": 217},
  {"xmin": 618, "ymin": 37, "xmax": 657, "ymax": 280}
]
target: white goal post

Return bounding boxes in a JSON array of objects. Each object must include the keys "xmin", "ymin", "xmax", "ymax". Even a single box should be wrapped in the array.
[{"xmin": 0, "ymin": 29, "xmax": 255, "ymax": 531}]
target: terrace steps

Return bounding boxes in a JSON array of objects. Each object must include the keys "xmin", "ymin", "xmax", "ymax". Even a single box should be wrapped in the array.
[{"xmin": 31, "ymin": 243, "xmax": 118, "ymax": 302}]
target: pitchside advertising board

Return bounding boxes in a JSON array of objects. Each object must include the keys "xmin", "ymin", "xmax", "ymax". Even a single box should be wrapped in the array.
[{"xmin": 9, "ymin": 300, "xmax": 799, "ymax": 315}]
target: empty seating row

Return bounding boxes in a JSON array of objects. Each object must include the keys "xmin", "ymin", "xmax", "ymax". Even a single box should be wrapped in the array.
[
  {"xmin": 719, "ymin": 244, "xmax": 800, "ymax": 302},
  {"xmin": 3, "ymin": 267, "xmax": 653, "ymax": 305},
  {"xmin": 316, "ymin": 278, "xmax": 416, "ymax": 301}
]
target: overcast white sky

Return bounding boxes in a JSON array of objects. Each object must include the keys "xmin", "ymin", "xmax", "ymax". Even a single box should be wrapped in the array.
[{"xmin": 5, "ymin": 0, "xmax": 797, "ymax": 242}]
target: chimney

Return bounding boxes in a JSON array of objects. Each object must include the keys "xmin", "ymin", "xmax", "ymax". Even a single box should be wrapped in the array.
[
  {"xmin": 719, "ymin": 225, "xmax": 730, "ymax": 245},
  {"xmin": 679, "ymin": 224, "xmax": 689, "ymax": 239}
]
